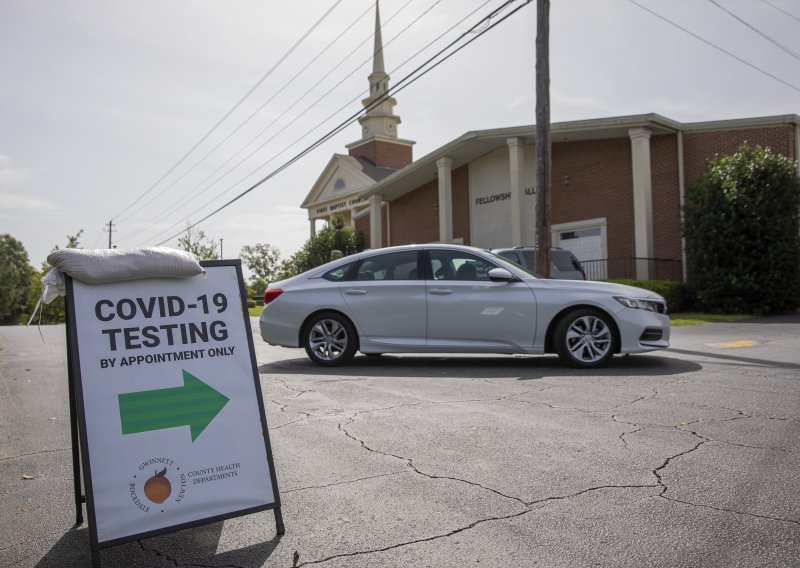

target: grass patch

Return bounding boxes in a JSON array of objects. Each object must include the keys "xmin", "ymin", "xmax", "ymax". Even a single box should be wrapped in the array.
[
  {"xmin": 248, "ymin": 306, "xmax": 262, "ymax": 317},
  {"xmin": 670, "ymin": 313, "xmax": 756, "ymax": 326}
]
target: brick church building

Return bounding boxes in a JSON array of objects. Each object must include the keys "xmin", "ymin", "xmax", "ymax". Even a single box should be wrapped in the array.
[{"xmin": 301, "ymin": 3, "xmax": 800, "ymax": 281}]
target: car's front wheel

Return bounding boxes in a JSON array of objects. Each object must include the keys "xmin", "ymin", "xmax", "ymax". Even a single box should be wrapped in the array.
[
  {"xmin": 554, "ymin": 308, "xmax": 617, "ymax": 368},
  {"xmin": 303, "ymin": 312, "xmax": 357, "ymax": 366}
]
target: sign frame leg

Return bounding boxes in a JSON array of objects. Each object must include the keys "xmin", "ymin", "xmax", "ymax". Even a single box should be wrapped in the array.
[{"xmin": 65, "ymin": 300, "xmax": 84, "ymax": 527}]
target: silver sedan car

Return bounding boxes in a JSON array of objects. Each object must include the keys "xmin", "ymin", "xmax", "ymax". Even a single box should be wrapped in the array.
[{"xmin": 259, "ymin": 244, "xmax": 670, "ymax": 368}]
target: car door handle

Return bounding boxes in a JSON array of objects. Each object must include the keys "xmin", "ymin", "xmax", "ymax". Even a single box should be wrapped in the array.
[
  {"xmin": 344, "ymin": 289, "xmax": 368, "ymax": 295},
  {"xmin": 429, "ymin": 288, "xmax": 453, "ymax": 295}
]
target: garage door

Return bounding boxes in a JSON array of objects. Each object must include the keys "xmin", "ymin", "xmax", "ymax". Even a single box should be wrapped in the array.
[{"xmin": 557, "ymin": 227, "xmax": 605, "ymax": 279}]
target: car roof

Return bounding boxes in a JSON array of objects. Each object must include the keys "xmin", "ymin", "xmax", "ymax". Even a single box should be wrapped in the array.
[
  {"xmin": 491, "ymin": 246, "xmax": 571, "ymax": 254},
  {"xmin": 305, "ymin": 243, "xmax": 508, "ymax": 277}
]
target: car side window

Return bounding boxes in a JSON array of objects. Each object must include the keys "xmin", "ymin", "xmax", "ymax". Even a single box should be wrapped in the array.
[
  {"xmin": 429, "ymin": 250, "xmax": 495, "ymax": 281},
  {"xmin": 356, "ymin": 251, "xmax": 420, "ymax": 281},
  {"xmin": 322, "ymin": 262, "xmax": 354, "ymax": 281}
]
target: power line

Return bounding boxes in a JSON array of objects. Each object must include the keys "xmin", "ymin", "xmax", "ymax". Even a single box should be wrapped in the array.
[
  {"xmin": 136, "ymin": 0, "xmax": 504, "ymax": 246},
  {"xmin": 707, "ymin": 0, "xmax": 800, "ymax": 61},
  {"xmin": 758, "ymin": 0, "xmax": 800, "ymax": 24},
  {"xmin": 111, "ymin": 0, "xmax": 345, "ymax": 223},
  {"xmin": 114, "ymin": 1, "xmax": 379, "ymax": 227},
  {"xmin": 114, "ymin": 0, "xmax": 424, "ymax": 245},
  {"xmin": 152, "ymin": 0, "xmax": 533, "ymax": 246},
  {"xmin": 626, "ymin": 0, "xmax": 800, "ymax": 94},
  {"xmin": 121, "ymin": 0, "xmax": 495, "ymax": 246}
]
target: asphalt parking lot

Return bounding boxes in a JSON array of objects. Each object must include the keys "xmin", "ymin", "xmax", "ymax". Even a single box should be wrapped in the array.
[{"xmin": 1, "ymin": 316, "xmax": 798, "ymax": 567}]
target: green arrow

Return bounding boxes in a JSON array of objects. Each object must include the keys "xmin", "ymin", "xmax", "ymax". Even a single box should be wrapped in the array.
[{"xmin": 118, "ymin": 370, "xmax": 229, "ymax": 442}]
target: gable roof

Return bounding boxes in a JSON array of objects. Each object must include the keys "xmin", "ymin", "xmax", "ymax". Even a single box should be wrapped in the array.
[{"xmin": 301, "ymin": 154, "xmax": 384, "ymax": 209}]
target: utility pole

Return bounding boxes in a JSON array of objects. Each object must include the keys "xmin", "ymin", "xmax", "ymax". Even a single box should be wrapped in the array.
[
  {"xmin": 535, "ymin": 0, "xmax": 552, "ymax": 278},
  {"xmin": 104, "ymin": 220, "xmax": 116, "ymax": 249},
  {"xmin": 219, "ymin": 238, "xmax": 223, "ymax": 259}
]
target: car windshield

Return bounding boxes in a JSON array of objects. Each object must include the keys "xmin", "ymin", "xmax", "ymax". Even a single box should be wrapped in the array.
[{"xmin": 485, "ymin": 251, "xmax": 543, "ymax": 278}]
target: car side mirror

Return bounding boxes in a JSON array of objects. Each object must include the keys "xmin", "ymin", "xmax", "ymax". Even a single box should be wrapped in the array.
[{"xmin": 487, "ymin": 268, "xmax": 518, "ymax": 282}]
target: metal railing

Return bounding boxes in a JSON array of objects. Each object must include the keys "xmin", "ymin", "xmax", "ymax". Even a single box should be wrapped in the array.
[{"xmin": 580, "ymin": 257, "xmax": 683, "ymax": 282}]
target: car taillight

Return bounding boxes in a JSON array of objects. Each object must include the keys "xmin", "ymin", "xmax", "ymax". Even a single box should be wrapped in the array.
[{"xmin": 264, "ymin": 289, "xmax": 283, "ymax": 306}]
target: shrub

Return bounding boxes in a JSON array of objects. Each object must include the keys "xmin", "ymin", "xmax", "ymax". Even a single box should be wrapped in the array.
[
  {"xmin": 278, "ymin": 215, "xmax": 363, "ymax": 279},
  {"xmin": 683, "ymin": 143, "xmax": 800, "ymax": 314},
  {"xmin": 0, "ymin": 234, "xmax": 33, "ymax": 325},
  {"xmin": 605, "ymin": 279, "xmax": 690, "ymax": 313}
]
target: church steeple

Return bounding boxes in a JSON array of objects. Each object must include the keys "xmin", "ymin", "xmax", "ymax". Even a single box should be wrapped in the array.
[
  {"xmin": 372, "ymin": 1, "xmax": 385, "ymax": 74},
  {"xmin": 347, "ymin": 0, "xmax": 414, "ymax": 169},
  {"xmin": 358, "ymin": 0, "xmax": 401, "ymax": 141}
]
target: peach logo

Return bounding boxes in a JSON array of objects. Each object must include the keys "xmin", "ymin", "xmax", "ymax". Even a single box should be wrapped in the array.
[
  {"xmin": 130, "ymin": 458, "xmax": 188, "ymax": 513},
  {"xmin": 144, "ymin": 467, "xmax": 172, "ymax": 503}
]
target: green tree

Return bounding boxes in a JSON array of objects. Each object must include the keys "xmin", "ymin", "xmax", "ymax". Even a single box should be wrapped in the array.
[
  {"xmin": 240, "ymin": 243, "xmax": 281, "ymax": 297},
  {"xmin": 278, "ymin": 215, "xmax": 363, "ymax": 279},
  {"xmin": 28, "ymin": 230, "xmax": 84, "ymax": 324},
  {"xmin": 0, "ymin": 234, "xmax": 34, "ymax": 324},
  {"xmin": 177, "ymin": 224, "xmax": 219, "ymax": 260},
  {"xmin": 683, "ymin": 143, "xmax": 800, "ymax": 314}
]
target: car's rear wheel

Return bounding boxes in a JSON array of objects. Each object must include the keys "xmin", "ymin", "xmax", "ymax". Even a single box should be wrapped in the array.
[
  {"xmin": 303, "ymin": 312, "xmax": 357, "ymax": 366},
  {"xmin": 554, "ymin": 308, "xmax": 617, "ymax": 368}
]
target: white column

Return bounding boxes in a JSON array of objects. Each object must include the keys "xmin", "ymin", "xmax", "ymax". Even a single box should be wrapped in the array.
[
  {"xmin": 507, "ymin": 137, "xmax": 524, "ymax": 247},
  {"xmin": 436, "ymin": 157, "xmax": 453, "ymax": 243},
  {"xmin": 309, "ymin": 219, "xmax": 316, "ymax": 238},
  {"xmin": 629, "ymin": 127, "xmax": 654, "ymax": 280},
  {"xmin": 369, "ymin": 194, "xmax": 383, "ymax": 249}
]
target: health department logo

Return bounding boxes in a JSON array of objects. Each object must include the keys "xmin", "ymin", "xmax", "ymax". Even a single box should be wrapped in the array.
[{"xmin": 129, "ymin": 457, "xmax": 188, "ymax": 514}]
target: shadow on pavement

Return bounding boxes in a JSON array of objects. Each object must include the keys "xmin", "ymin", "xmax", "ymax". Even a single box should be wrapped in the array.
[
  {"xmin": 667, "ymin": 347, "xmax": 800, "ymax": 371},
  {"xmin": 260, "ymin": 353, "xmax": 701, "ymax": 380},
  {"xmin": 36, "ymin": 520, "xmax": 281, "ymax": 568}
]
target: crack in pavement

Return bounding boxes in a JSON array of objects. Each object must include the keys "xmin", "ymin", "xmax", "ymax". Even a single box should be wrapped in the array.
[
  {"xmin": 296, "ymin": 508, "xmax": 534, "ymax": 567},
  {"xmin": 338, "ymin": 419, "xmax": 528, "ymax": 507},
  {"xmin": 0, "ymin": 447, "xmax": 70, "ymax": 462},
  {"xmin": 646, "ymin": 423, "xmax": 799, "ymax": 525},
  {"xmin": 284, "ymin": 470, "xmax": 408, "ymax": 493},
  {"xmin": 325, "ymin": 396, "xmax": 798, "ymax": 565},
  {"xmin": 706, "ymin": 439, "xmax": 797, "ymax": 453},
  {"xmin": 136, "ymin": 539, "xmax": 248, "ymax": 568},
  {"xmin": 618, "ymin": 426, "xmax": 645, "ymax": 451},
  {"xmin": 136, "ymin": 540, "xmax": 179, "ymax": 567},
  {"xmin": 659, "ymin": 494, "xmax": 800, "ymax": 526},
  {"xmin": 269, "ymin": 377, "xmax": 314, "ymax": 398}
]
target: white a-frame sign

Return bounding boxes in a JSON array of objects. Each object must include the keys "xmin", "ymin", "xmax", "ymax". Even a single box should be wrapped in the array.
[{"xmin": 64, "ymin": 259, "xmax": 282, "ymax": 566}]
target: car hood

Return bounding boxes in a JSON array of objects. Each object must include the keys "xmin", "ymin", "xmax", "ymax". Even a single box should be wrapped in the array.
[{"xmin": 535, "ymin": 278, "xmax": 665, "ymax": 300}]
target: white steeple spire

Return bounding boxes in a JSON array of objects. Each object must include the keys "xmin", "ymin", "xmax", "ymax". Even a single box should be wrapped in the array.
[
  {"xmin": 357, "ymin": 0, "xmax": 401, "ymax": 141},
  {"xmin": 373, "ymin": 0, "xmax": 385, "ymax": 74}
]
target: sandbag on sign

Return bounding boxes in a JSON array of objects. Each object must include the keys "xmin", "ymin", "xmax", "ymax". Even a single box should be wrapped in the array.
[{"xmin": 47, "ymin": 247, "xmax": 205, "ymax": 284}]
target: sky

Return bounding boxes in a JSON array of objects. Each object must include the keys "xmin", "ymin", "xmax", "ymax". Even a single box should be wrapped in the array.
[{"xmin": 1, "ymin": 0, "xmax": 798, "ymax": 272}]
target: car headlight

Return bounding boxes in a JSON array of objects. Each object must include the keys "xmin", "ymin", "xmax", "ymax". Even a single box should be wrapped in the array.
[{"xmin": 614, "ymin": 296, "xmax": 667, "ymax": 314}]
